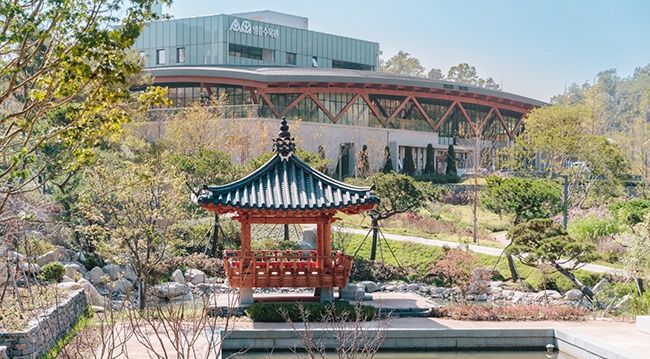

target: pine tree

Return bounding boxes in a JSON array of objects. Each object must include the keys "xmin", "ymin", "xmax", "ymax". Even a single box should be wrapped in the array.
[
  {"xmin": 424, "ymin": 144, "xmax": 436, "ymax": 175},
  {"xmin": 402, "ymin": 146, "xmax": 415, "ymax": 176},
  {"xmin": 382, "ymin": 146, "xmax": 394, "ymax": 173},
  {"xmin": 446, "ymin": 144, "xmax": 457, "ymax": 176}
]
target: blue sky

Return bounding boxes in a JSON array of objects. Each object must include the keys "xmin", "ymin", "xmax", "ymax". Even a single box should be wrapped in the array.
[{"xmin": 165, "ymin": 0, "xmax": 650, "ymax": 102}]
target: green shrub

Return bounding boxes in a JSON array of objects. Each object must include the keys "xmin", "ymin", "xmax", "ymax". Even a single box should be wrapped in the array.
[
  {"xmin": 609, "ymin": 199, "xmax": 650, "ymax": 226},
  {"xmin": 413, "ymin": 174, "xmax": 462, "ymax": 184},
  {"xmin": 568, "ymin": 215, "xmax": 620, "ymax": 243},
  {"xmin": 245, "ymin": 302, "xmax": 377, "ymax": 322},
  {"xmin": 40, "ymin": 262, "xmax": 66, "ymax": 283}
]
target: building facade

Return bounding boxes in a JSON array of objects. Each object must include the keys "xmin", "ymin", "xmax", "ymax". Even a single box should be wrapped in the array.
[
  {"xmin": 134, "ymin": 11, "xmax": 545, "ymax": 178},
  {"xmin": 135, "ymin": 11, "xmax": 379, "ymax": 70}
]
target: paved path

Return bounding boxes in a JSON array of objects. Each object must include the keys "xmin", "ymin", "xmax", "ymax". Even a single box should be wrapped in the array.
[{"xmin": 337, "ymin": 227, "xmax": 618, "ymax": 274}]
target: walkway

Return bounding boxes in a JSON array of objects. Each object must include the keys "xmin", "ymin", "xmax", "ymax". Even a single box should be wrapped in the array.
[{"xmin": 338, "ymin": 227, "xmax": 618, "ymax": 274}]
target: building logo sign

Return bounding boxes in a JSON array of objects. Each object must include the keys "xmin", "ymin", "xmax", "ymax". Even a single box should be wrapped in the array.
[{"xmin": 229, "ymin": 18, "xmax": 279, "ymax": 39}]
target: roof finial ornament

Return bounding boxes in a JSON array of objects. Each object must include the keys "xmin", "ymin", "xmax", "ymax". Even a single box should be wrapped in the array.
[{"xmin": 273, "ymin": 117, "xmax": 295, "ymax": 160}]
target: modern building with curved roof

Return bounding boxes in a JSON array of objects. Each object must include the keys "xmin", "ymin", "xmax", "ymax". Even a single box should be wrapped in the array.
[{"xmin": 135, "ymin": 11, "xmax": 545, "ymax": 177}]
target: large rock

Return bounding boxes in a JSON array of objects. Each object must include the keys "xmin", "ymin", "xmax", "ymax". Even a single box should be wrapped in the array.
[
  {"xmin": 171, "ymin": 269, "xmax": 186, "ymax": 284},
  {"xmin": 107, "ymin": 278, "xmax": 133, "ymax": 294},
  {"xmin": 102, "ymin": 264, "xmax": 121, "ymax": 281},
  {"xmin": 406, "ymin": 283, "xmax": 420, "ymax": 291},
  {"xmin": 58, "ymin": 282, "xmax": 82, "ymax": 291},
  {"xmin": 123, "ymin": 265, "xmax": 138, "ymax": 282},
  {"xmin": 36, "ymin": 246, "xmax": 76, "ymax": 266},
  {"xmin": 184, "ymin": 269, "xmax": 206, "ymax": 285},
  {"xmin": 64, "ymin": 263, "xmax": 83, "ymax": 279},
  {"xmin": 36, "ymin": 251, "xmax": 58, "ymax": 267},
  {"xmin": 341, "ymin": 283, "xmax": 368, "ymax": 301},
  {"xmin": 88, "ymin": 266, "xmax": 108, "ymax": 285},
  {"xmin": 358, "ymin": 281, "xmax": 379, "ymax": 293},
  {"xmin": 154, "ymin": 282, "xmax": 188, "ymax": 298},
  {"xmin": 535, "ymin": 290, "xmax": 562, "ymax": 301},
  {"xmin": 79, "ymin": 278, "xmax": 110, "ymax": 308},
  {"xmin": 592, "ymin": 278, "xmax": 609, "ymax": 293},
  {"xmin": 61, "ymin": 275, "xmax": 75, "ymax": 283},
  {"xmin": 564, "ymin": 289, "xmax": 584, "ymax": 301}
]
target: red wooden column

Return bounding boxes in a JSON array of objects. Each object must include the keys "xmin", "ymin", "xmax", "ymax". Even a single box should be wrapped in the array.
[{"xmin": 238, "ymin": 213, "xmax": 254, "ymax": 304}]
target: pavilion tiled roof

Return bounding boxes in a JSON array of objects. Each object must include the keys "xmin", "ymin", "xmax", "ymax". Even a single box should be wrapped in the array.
[{"xmin": 198, "ymin": 119, "xmax": 379, "ymax": 216}]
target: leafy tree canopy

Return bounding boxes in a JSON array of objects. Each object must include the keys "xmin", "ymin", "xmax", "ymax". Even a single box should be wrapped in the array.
[
  {"xmin": 482, "ymin": 175, "xmax": 562, "ymax": 225},
  {"xmin": 0, "ymin": 0, "xmax": 169, "ymax": 220},
  {"xmin": 380, "ymin": 51, "xmax": 425, "ymax": 77}
]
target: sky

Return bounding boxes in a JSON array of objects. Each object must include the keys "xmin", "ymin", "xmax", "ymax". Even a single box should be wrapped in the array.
[{"xmin": 164, "ymin": 0, "xmax": 650, "ymax": 102}]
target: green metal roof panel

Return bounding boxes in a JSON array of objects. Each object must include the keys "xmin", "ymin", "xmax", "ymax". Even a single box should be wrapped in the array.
[{"xmin": 198, "ymin": 119, "xmax": 379, "ymax": 213}]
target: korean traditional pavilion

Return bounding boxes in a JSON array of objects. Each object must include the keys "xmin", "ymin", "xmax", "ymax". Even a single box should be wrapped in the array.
[{"xmin": 198, "ymin": 119, "xmax": 379, "ymax": 304}]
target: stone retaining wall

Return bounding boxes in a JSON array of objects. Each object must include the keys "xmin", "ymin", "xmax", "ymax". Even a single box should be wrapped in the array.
[
  {"xmin": 221, "ymin": 327, "xmax": 556, "ymax": 352},
  {"xmin": 0, "ymin": 289, "xmax": 87, "ymax": 359}
]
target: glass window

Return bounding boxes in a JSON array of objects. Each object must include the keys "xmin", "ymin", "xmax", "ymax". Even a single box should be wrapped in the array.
[
  {"xmin": 229, "ymin": 44, "xmax": 265, "ymax": 60},
  {"xmin": 332, "ymin": 59, "xmax": 371, "ymax": 71},
  {"xmin": 312, "ymin": 56, "xmax": 318, "ymax": 67},
  {"xmin": 286, "ymin": 52, "xmax": 296, "ymax": 65},
  {"xmin": 262, "ymin": 49, "xmax": 274, "ymax": 62},
  {"xmin": 177, "ymin": 47, "xmax": 185, "ymax": 63},
  {"xmin": 156, "ymin": 49, "xmax": 165, "ymax": 65}
]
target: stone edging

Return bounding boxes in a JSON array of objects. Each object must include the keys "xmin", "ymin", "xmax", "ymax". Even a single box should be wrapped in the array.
[
  {"xmin": 0, "ymin": 289, "xmax": 87, "ymax": 359},
  {"xmin": 221, "ymin": 327, "xmax": 644, "ymax": 358}
]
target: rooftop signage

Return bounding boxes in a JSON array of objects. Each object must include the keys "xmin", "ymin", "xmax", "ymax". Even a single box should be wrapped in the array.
[{"xmin": 229, "ymin": 18, "xmax": 279, "ymax": 39}]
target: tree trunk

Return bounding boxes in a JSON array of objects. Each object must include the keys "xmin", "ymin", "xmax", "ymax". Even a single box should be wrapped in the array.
[
  {"xmin": 506, "ymin": 254, "xmax": 519, "ymax": 282},
  {"xmin": 370, "ymin": 218, "xmax": 379, "ymax": 261},
  {"xmin": 554, "ymin": 263, "xmax": 594, "ymax": 301},
  {"xmin": 138, "ymin": 275, "xmax": 147, "ymax": 311}
]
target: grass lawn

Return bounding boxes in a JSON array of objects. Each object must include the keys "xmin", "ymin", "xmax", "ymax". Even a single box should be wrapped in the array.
[{"xmin": 339, "ymin": 232, "xmax": 605, "ymax": 293}]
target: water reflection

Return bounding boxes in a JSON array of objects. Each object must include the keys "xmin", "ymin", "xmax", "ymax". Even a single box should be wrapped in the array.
[{"xmin": 226, "ymin": 350, "xmax": 578, "ymax": 358}]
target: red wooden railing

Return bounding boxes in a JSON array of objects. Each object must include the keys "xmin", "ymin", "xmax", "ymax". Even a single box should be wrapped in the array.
[{"xmin": 223, "ymin": 250, "xmax": 353, "ymax": 288}]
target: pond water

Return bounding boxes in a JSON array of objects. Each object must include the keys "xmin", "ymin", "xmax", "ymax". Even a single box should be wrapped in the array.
[{"xmin": 225, "ymin": 350, "xmax": 578, "ymax": 358}]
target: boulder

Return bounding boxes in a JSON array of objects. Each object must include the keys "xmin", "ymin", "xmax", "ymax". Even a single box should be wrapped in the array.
[
  {"xmin": 79, "ymin": 278, "xmax": 110, "ymax": 308},
  {"xmin": 487, "ymin": 286, "xmax": 503, "ymax": 295},
  {"xmin": 88, "ymin": 266, "xmax": 108, "ymax": 285},
  {"xmin": 91, "ymin": 305, "xmax": 105, "ymax": 313},
  {"xmin": 430, "ymin": 287, "xmax": 446, "ymax": 296},
  {"xmin": 535, "ymin": 290, "xmax": 562, "ymax": 301},
  {"xmin": 154, "ymin": 282, "xmax": 188, "ymax": 298},
  {"xmin": 592, "ymin": 278, "xmax": 609, "ymax": 293},
  {"xmin": 77, "ymin": 252, "xmax": 86, "ymax": 262},
  {"xmin": 185, "ymin": 269, "xmax": 206, "ymax": 285},
  {"xmin": 406, "ymin": 283, "xmax": 420, "ymax": 291},
  {"xmin": 61, "ymin": 275, "xmax": 75, "ymax": 283},
  {"xmin": 384, "ymin": 284, "xmax": 398, "ymax": 291},
  {"xmin": 359, "ymin": 281, "xmax": 379, "ymax": 293},
  {"xmin": 102, "ymin": 264, "xmax": 121, "ymax": 281},
  {"xmin": 340, "ymin": 283, "xmax": 368, "ymax": 301},
  {"xmin": 36, "ymin": 251, "xmax": 58, "ymax": 267},
  {"xmin": 564, "ymin": 289, "xmax": 584, "ymax": 301},
  {"xmin": 58, "ymin": 282, "xmax": 82, "ymax": 291},
  {"xmin": 397, "ymin": 283, "xmax": 408, "ymax": 291},
  {"xmin": 124, "ymin": 266, "xmax": 138, "ymax": 282},
  {"xmin": 171, "ymin": 269, "xmax": 186, "ymax": 284},
  {"xmin": 64, "ymin": 263, "xmax": 83, "ymax": 279},
  {"xmin": 107, "ymin": 278, "xmax": 133, "ymax": 294}
]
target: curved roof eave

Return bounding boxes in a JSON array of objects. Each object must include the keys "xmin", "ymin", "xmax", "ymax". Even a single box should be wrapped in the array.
[{"xmin": 143, "ymin": 66, "xmax": 547, "ymax": 107}]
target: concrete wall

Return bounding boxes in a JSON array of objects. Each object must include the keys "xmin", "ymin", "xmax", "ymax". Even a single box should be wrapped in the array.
[
  {"xmin": 221, "ymin": 328, "xmax": 556, "ymax": 353},
  {"xmin": 0, "ymin": 289, "xmax": 87, "ymax": 359}
]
